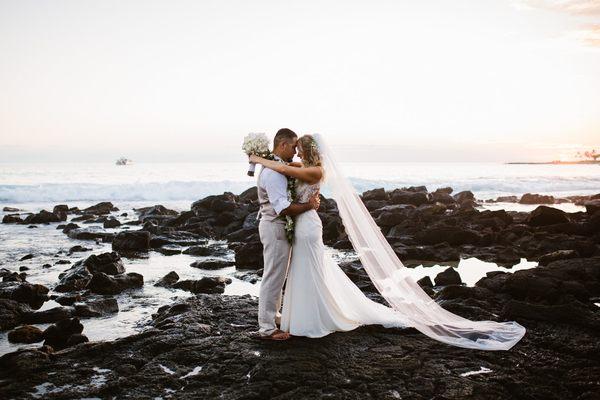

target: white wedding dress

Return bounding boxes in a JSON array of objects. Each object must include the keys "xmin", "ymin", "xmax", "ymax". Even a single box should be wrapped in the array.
[
  {"xmin": 279, "ymin": 134, "xmax": 526, "ymax": 350},
  {"xmin": 280, "ymin": 181, "xmax": 409, "ymax": 337}
]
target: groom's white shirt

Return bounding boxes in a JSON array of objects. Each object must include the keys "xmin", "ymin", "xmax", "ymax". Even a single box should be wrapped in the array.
[{"xmin": 257, "ymin": 155, "xmax": 291, "ymax": 220}]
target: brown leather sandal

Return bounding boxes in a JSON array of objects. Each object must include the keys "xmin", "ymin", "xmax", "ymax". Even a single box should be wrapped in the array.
[{"xmin": 255, "ymin": 329, "xmax": 290, "ymax": 341}]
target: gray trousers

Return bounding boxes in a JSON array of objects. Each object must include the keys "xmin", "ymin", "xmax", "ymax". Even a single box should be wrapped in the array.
[{"xmin": 258, "ymin": 219, "xmax": 292, "ymax": 335}]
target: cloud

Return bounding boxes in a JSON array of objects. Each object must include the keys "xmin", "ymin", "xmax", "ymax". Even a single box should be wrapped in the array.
[
  {"xmin": 577, "ymin": 24, "xmax": 600, "ymax": 45},
  {"xmin": 563, "ymin": 23, "xmax": 600, "ymax": 46},
  {"xmin": 514, "ymin": 0, "xmax": 600, "ymax": 16},
  {"xmin": 512, "ymin": 1, "xmax": 600, "ymax": 46}
]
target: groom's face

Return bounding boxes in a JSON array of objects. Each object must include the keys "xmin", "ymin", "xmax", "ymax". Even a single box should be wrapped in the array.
[{"xmin": 280, "ymin": 138, "xmax": 297, "ymax": 162}]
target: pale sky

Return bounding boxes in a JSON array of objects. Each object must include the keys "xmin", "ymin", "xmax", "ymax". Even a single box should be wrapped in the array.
[{"xmin": 0, "ymin": 0, "xmax": 599, "ymax": 162}]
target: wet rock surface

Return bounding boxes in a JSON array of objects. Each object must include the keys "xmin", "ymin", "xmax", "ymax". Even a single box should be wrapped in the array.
[
  {"xmin": 171, "ymin": 276, "xmax": 232, "ymax": 294},
  {"xmin": 73, "ymin": 298, "xmax": 119, "ymax": 318},
  {"xmin": 0, "ymin": 257, "xmax": 599, "ymax": 400},
  {"xmin": 86, "ymin": 272, "xmax": 144, "ymax": 295},
  {"xmin": 10, "ymin": 187, "xmax": 597, "ymax": 273},
  {"xmin": 7, "ymin": 325, "xmax": 44, "ymax": 344},
  {"xmin": 67, "ymin": 226, "xmax": 114, "ymax": 242},
  {"xmin": 0, "ymin": 299, "xmax": 33, "ymax": 330},
  {"xmin": 0, "ymin": 281, "xmax": 49, "ymax": 309},
  {"xmin": 112, "ymin": 230, "xmax": 151, "ymax": 252},
  {"xmin": 434, "ymin": 267, "xmax": 463, "ymax": 286},
  {"xmin": 189, "ymin": 258, "xmax": 235, "ymax": 270},
  {"xmin": 83, "ymin": 201, "xmax": 118, "ymax": 215},
  {"xmin": 1, "ymin": 189, "xmax": 600, "ymax": 398},
  {"xmin": 55, "ymin": 252, "xmax": 126, "ymax": 292},
  {"xmin": 200, "ymin": 187, "xmax": 600, "ymax": 269},
  {"xmin": 23, "ymin": 306, "xmax": 74, "ymax": 324},
  {"xmin": 154, "ymin": 271, "xmax": 180, "ymax": 288},
  {"xmin": 42, "ymin": 317, "xmax": 87, "ymax": 350}
]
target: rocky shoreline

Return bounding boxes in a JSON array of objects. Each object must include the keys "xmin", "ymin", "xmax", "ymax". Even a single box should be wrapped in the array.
[{"xmin": 1, "ymin": 186, "xmax": 599, "ymax": 399}]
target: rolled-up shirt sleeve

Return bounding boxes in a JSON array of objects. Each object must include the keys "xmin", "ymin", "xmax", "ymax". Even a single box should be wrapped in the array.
[{"xmin": 264, "ymin": 171, "xmax": 291, "ymax": 215}]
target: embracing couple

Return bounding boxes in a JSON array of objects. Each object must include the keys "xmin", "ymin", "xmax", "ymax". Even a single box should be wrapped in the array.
[
  {"xmin": 250, "ymin": 128, "xmax": 404, "ymax": 341},
  {"xmin": 249, "ymin": 128, "xmax": 527, "ymax": 350}
]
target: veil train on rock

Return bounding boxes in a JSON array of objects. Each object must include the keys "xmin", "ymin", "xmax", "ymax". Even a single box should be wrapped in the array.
[{"xmin": 313, "ymin": 133, "xmax": 526, "ymax": 351}]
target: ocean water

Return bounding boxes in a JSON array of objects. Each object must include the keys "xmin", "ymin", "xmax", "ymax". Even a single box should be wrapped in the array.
[{"xmin": 1, "ymin": 161, "xmax": 598, "ymax": 206}]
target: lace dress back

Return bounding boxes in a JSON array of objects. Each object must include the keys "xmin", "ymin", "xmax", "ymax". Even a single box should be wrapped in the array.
[{"xmin": 295, "ymin": 180, "xmax": 321, "ymax": 203}]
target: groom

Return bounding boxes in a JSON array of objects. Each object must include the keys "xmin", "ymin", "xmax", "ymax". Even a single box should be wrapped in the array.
[{"xmin": 256, "ymin": 128, "xmax": 320, "ymax": 340}]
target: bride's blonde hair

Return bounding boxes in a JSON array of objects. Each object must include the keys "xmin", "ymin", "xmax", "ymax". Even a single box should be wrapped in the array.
[{"xmin": 298, "ymin": 134, "xmax": 322, "ymax": 168}]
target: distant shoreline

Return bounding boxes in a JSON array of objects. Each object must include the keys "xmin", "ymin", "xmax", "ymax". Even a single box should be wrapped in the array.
[{"xmin": 506, "ymin": 160, "xmax": 600, "ymax": 165}]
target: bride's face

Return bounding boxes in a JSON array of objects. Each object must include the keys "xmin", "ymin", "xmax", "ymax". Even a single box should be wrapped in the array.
[{"xmin": 297, "ymin": 145, "xmax": 304, "ymax": 161}]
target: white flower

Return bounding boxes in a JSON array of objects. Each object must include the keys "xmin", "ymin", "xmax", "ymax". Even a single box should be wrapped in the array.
[{"xmin": 242, "ymin": 133, "xmax": 270, "ymax": 156}]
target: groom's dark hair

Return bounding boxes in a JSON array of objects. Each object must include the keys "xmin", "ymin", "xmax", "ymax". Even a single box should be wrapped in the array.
[{"xmin": 273, "ymin": 128, "xmax": 297, "ymax": 148}]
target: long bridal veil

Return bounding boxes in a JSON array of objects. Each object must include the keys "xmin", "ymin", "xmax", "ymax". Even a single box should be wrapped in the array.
[{"xmin": 313, "ymin": 134, "xmax": 526, "ymax": 350}]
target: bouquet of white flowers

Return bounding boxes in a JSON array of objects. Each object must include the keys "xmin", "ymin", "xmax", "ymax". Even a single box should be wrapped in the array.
[{"xmin": 242, "ymin": 133, "xmax": 270, "ymax": 176}]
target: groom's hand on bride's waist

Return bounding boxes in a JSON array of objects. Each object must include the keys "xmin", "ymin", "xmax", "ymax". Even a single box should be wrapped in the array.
[
  {"xmin": 309, "ymin": 193, "xmax": 320, "ymax": 210},
  {"xmin": 279, "ymin": 194, "xmax": 320, "ymax": 217}
]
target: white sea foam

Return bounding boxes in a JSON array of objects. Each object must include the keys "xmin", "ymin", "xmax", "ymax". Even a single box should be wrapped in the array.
[
  {"xmin": 180, "ymin": 366, "xmax": 203, "ymax": 379},
  {"xmin": 0, "ymin": 161, "xmax": 598, "ymax": 204},
  {"xmin": 160, "ymin": 364, "xmax": 176, "ymax": 375},
  {"xmin": 0, "ymin": 181, "xmax": 255, "ymax": 203},
  {"xmin": 460, "ymin": 366, "xmax": 493, "ymax": 377}
]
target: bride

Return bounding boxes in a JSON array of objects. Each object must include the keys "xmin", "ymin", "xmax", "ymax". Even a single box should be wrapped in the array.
[{"xmin": 250, "ymin": 134, "xmax": 526, "ymax": 350}]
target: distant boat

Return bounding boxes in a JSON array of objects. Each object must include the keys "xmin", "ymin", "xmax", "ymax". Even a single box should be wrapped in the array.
[{"xmin": 116, "ymin": 157, "xmax": 133, "ymax": 166}]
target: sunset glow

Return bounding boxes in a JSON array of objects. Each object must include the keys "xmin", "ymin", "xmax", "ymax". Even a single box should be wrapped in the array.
[{"xmin": 0, "ymin": 0, "xmax": 599, "ymax": 162}]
